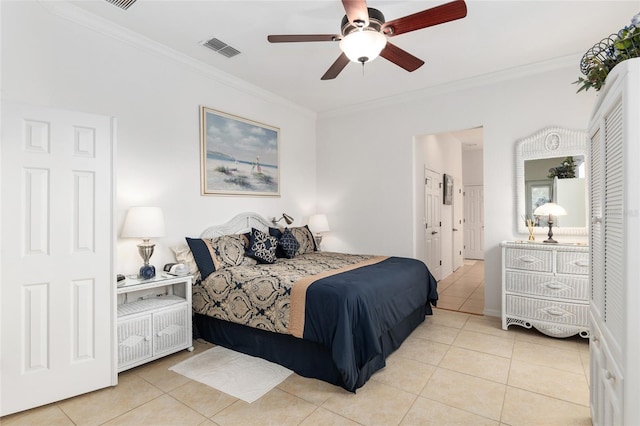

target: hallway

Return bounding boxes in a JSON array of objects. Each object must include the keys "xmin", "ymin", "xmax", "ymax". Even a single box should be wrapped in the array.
[{"xmin": 436, "ymin": 260, "xmax": 484, "ymax": 315}]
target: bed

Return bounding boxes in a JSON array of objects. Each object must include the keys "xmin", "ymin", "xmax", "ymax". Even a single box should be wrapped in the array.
[{"xmin": 180, "ymin": 212, "xmax": 438, "ymax": 392}]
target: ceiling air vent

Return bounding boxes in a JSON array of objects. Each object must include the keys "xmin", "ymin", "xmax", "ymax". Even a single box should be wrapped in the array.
[
  {"xmin": 104, "ymin": 0, "xmax": 137, "ymax": 10},
  {"xmin": 201, "ymin": 38, "xmax": 241, "ymax": 58}
]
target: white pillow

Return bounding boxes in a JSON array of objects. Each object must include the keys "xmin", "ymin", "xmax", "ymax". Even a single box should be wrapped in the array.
[{"xmin": 171, "ymin": 244, "xmax": 201, "ymax": 282}]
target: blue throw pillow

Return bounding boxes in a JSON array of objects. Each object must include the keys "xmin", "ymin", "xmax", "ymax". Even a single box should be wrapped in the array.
[
  {"xmin": 185, "ymin": 237, "xmax": 217, "ymax": 280},
  {"xmin": 246, "ymin": 228, "xmax": 278, "ymax": 264},
  {"xmin": 279, "ymin": 228, "xmax": 300, "ymax": 259},
  {"xmin": 268, "ymin": 227, "xmax": 287, "ymax": 258}
]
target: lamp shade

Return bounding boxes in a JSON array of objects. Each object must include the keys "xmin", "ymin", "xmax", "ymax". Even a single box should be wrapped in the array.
[
  {"xmin": 121, "ymin": 207, "xmax": 166, "ymax": 238},
  {"xmin": 534, "ymin": 202, "xmax": 567, "ymax": 217},
  {"xmin": 339, "ymin": 30, "xmax": 387, "ymax": 63},
  {"xmin": 308, "ymin": 214, "xmax": 330, "ymax": 234}
]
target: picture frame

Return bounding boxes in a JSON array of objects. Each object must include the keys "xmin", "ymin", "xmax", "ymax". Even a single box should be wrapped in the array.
[
  {"xmin": 443, "ymin": 173, "xmax": 453, "ymax": 205},
  {"xmin": 200, "ymin": 106, "xmax": 280, "ymax": 196}
]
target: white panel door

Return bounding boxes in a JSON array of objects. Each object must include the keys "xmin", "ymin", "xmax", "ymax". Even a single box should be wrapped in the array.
[
  {"xmin": 1, "ymin": 103, "xmax": 116, "ymax": 415},
  {"xmin": 425, "ymin": 168, "xmax": 442, "ymax": 280},
  {"xmin": 464, "ymin": 185, "xmax": 484, "ymax": 260}
]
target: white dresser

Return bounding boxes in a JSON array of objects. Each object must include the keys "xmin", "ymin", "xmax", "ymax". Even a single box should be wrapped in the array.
[{"xmin": 501, "ymin": 241, "xmax": 589, "ymax": 338}]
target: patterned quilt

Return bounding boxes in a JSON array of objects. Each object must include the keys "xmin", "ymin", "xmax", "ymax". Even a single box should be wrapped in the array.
[{"xmin": 192, "ymin": 251, "xmax": 375, "ymax": 334}]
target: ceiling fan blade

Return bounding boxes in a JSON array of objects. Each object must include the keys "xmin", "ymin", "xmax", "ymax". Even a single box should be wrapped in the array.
[
  {"xmin": 321, "ymin": 53, "xmax": 350, "ymax": 80},
  {"xmin": 382, "ymin": 0, "xmax": 467, "ymax": 37},
  {"xmin": 267, "ymin": 34, "xmax": 339, "ymax": 43},
  {"xmin": 342, "ymin": 0, "xmax": 369, "ymax": 27},
  {"xmin": 380, "ymin": 42, "xmax": 425, "ymax": 72}
]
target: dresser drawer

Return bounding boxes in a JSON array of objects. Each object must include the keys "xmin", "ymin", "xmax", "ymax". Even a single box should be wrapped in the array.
[
  {"xmin": 505, "ymin": 271, "xmax": 589, "ymax": 301},
  {"xmin": 505, "ymin": 248, "xmax": 553, "ymax": 272},
  {"xmin": 505, "ymin": 294, "xmax": 588, "ymax": 326},
  {"xmin": 557, "ymin": 251, "xmax": 589, "ymax": 275}
]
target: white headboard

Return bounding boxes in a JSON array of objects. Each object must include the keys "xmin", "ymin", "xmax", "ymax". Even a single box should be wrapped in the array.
[{"xmin": 200, "ymin": 212, "xmax": 273, "ymax": 239}]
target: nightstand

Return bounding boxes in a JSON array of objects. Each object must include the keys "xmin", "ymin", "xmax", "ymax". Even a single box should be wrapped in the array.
[{"xmin": 116, "ymin": 274, "xmax": 194, "ymax": 372}]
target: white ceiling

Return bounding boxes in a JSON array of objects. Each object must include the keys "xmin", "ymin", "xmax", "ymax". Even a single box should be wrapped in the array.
[{"xmin": 70, "ymin": 0, "xmax": 640, "ymax": 114}]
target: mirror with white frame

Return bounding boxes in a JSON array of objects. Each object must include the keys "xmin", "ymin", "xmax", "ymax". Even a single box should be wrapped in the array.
[{"xmin": 516, "ymin": 127, "xmax": 588, "ymax": 236}]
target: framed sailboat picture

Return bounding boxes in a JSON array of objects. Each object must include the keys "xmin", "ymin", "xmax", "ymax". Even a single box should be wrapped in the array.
[{"xmin": 200, "ymin": 106, "xmax": 280, "ymax": 196}]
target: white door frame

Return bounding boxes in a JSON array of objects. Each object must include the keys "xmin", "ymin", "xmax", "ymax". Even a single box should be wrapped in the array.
[{"xmin": 424, "ymin": 168, "xmax": 442, "ymax": 280}]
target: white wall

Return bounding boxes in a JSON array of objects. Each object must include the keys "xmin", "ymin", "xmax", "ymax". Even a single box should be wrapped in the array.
[
  {"xmin": 1, "ymin": 1, "xmax": 318, "ymax": 275},
  {"xmin": 317, "ymin": 65, "xmax": 597, "ymax": 317}
]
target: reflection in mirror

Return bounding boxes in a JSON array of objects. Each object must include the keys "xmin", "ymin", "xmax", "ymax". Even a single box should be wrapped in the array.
[
  {"xmin": 524, "ymin": 156, "xmax": 586, "ymax": 228},
  {"xmin": 516, "ymin": 127, "xmax": 588, "ymax": 237}
]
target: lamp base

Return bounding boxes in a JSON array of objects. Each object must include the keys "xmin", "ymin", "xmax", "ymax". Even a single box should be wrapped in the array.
[
  {"xmin": 543, "ymin": 223, "xmax": 558, "ymax": 243},
  {"xmin": 139, "ymin": 264, "xmax": 156, "ymax": 280}
]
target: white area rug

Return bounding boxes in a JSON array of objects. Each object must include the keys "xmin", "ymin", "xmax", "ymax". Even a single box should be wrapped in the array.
[{"xmin": 169, "ymin": 346, "xmax": 292, "ymax": 403}]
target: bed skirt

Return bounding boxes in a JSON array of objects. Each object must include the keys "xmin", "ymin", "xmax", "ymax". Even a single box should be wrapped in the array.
[{"xmin": 193, "ymin": 304, "xmax": 428, "ymax": 392}]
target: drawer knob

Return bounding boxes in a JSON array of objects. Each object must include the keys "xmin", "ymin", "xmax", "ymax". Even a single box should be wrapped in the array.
[
  {"xmin": 545, "ymin": 283, "xmax": 564, "ymax": 290},
  {"xmin": 144, "ymin": 336, "xmax": 150, "ymax": 342},
  {"xmin": 605, "ymin": 371, "xmax": 616, "ymax": 382},
  {"xmin": 545, "ymin": 307, "xmax": 566, "ymax": 316}
]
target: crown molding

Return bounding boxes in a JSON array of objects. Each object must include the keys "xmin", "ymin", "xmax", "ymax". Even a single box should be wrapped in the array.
[
  {"xmin": 38, "ymin": 1, "xmax": 316, "ymax": 120},
  {"xmin": 318, "ymin": 53, "xmax": 583, "ymax": 120}
]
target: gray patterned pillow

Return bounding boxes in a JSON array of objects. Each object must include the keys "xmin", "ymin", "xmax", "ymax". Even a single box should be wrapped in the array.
[
  {"xmin": 211, "ymin": 234, "xmax": 251, "ymax": 269},
  {"xmin": 246, "ymin": 228, "xmax": 278, "ymax": 264},
  {"xmin": 290, "ymin": 225, "xmax": 317, "ymax": 256},
  {"xmin": 279, "ymin": 228, "xmax": 300, "ymax": 259}
]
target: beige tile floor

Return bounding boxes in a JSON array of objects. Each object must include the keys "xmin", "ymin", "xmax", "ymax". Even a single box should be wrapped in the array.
[
  {"xmin": 437, "ymin": 260, "xmax": 485, "ymax": 315},
  {"xmin": 2, "ymin": 309, "xmax": 591, "ymax": 426}
]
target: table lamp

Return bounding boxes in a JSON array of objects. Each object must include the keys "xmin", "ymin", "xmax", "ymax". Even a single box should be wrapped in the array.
[
  {"xmin": 121, "ymin": 206, "xmax": 166, "ymax": 279},
  {"xmin": 533, "ymin": 202, "xmax": 567, "ymax": 244},
  {"xmin": 308, "ymin": 214, "xmax": 330, "ymax": 247}
]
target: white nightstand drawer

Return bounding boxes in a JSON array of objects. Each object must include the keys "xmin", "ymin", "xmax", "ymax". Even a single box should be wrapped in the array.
[
  {"xmin": 118, "ymin": 315, "xmax": 152, "ymax": 368},
  {"xmin": 557, "ymin": 251, "xmax": 589, "ymax": 275},
  {"xmin": 506, "ymin": 294, "xmax": 588, "ymax": 326},
  {"xmin": 505, "ymin": 248, "xmax": 553, "ymax": 272},
  {"xmin": 505, "ymin": 271, "xmax": 589, "ymax": 301},
  {"xmin": 153, "ymin": 304, "xmax": 190, "ymax": 356}
]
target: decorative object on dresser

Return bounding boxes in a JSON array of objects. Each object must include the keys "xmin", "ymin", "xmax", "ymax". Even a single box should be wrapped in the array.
[
  {"xmin": 533, "ymin": 202, "xmax": 567, "ymax": 243},
  {"xmin": 116, "ymin": 274, "xmax": 194, "ymax": 372},
  {"xmin": 121, "ymin": 206, "xmax": 166, "ymax": 279},
  {"xmin": 515, "ymin": 127, "xmax": 588, "ymax": 238},
  {"xmin": 307, "ymin": 213, "xmax": 330, "ymax": 246},
  {"xmin": 501, "ymin": 241, "xmax": 589, "ymax": 338},
  {"xmin": 588, "ymin": 57, "xmax": 640, "ymax": 426}
]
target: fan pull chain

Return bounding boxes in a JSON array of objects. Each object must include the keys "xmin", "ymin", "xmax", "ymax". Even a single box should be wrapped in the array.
[{"xmin": 362, "ymin": 62, "xmax": 365, "ymax": 76}]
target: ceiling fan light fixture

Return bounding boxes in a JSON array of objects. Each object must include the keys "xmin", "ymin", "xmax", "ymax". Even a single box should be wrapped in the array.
[{"xmin": 339, "ymin": 29, "xmax": 387, "ymax": 64}]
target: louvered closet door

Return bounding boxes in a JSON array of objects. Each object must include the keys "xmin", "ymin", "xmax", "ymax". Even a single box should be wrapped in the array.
[
  {"xmin": 603, "ymin": 99, "xmax": 625, "ymax": 350},
  {"xmin": 590, "ymin": 124, "xmax": 604, "ymax": 318}
]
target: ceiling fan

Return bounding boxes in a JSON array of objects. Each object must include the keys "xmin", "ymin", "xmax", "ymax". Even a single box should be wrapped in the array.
[{"xmin": 267, "ymin": 0, "xmax": 467, "ymax": 80}]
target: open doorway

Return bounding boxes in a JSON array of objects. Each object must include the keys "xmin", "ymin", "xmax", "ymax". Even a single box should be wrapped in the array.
[{"xmin": 414, "ymin": 127, "xmax": 484, "ymax": 314}]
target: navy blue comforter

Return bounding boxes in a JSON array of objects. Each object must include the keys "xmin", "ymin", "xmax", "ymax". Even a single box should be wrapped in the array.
[{"xmin": 302, "ymin": 256, "xmax": 438, "ymax": 391}]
